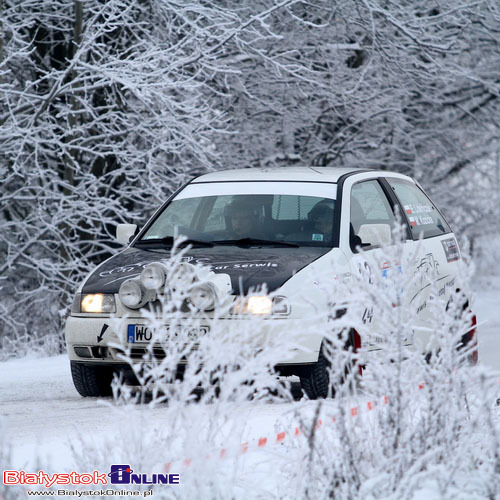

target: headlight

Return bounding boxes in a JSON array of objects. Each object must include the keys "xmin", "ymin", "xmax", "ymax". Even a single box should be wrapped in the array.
[
  {"xmin": 118, "ymin": 279, "xmax": 149, "ymax": 309},
  {"xmin": 232, "ymin": 295, "xmax": 290, "ymax": 316},
  {"xmin": 189, "ymin": 283, "xmax": 217, "ymax": 311},
  {"xmin": 140, "ymin": 263, "xmax": 166, "ymax": 290},
  {"xmin": 246, "ymin": 296, "xmax": 272, "ymax": 315},
  {"xmin": 76, "ymin": 293, "xmax": 116, "ymax": 313}
]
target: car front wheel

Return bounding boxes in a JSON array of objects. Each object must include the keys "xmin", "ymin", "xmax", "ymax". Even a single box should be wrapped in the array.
[
  {"xmin": 300, "ymin": 332, "xmax": 359, "ymax": 400},
  {"xmin": 300, "ymin": 348, "xmax": 331, "ymax": 399},
  {"xmin": 70, "ymin": 361, "xmax": 115, "ymax": 397}
]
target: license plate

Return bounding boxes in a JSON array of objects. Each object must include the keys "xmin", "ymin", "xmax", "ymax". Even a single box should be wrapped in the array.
[{"xmin": 127, "ymin": 324, "xmax": 209, "ymax": 343}]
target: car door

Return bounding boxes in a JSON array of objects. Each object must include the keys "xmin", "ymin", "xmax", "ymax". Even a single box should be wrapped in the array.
[
  {"xmin": 343, "ymin": 176, "xmax": 416, "ymax": 352},
  {"xmin": 383, "ymin": 177, "xmax": 458, "ymax": 351}
]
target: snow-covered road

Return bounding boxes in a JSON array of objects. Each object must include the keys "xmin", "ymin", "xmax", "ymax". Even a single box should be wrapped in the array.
[{"xmin": 1, "ymin": 355, "xmax": 310, "ymax": 473}]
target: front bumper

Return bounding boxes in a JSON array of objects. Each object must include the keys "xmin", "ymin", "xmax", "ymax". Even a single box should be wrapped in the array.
[{"xmin": 65, "ymin": 314, "xmax": 323, "ymax": 366}]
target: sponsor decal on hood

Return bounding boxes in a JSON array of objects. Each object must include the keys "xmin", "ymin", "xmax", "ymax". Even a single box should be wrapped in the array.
[{"xmin": 82, "ymin": 246, "xmax": 330, "ymax": 295}]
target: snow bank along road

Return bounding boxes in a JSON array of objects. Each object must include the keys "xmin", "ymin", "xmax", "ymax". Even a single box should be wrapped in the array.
[{"xmin": 1, "ymin": 278, "xmax": 499, "ymax": 471}]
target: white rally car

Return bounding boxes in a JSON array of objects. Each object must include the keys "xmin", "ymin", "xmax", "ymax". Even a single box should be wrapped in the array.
[{"xmin": 66, "ymin": 167, "xmax": 477, "ymax": 398}]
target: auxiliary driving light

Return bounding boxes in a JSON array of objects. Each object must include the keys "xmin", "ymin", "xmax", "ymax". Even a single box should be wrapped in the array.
[
  {"xmin": 170, "ymin": 262, "xmax": 197, "ymax": 292},
  {"xmin": 118, "ymin": 279, "xmax": 149, "ymax": 309},
  {"xmin": 140, "ymin": 262, "xmax": 166, "ymax": 290},
  {"xmin": 189, "ymin": 282, "xmax": 217, "ymax": 311}
]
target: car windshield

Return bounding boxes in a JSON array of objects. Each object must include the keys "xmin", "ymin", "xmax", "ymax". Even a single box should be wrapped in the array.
[{"xmin": 138, "ymin": 184, "xmax": 337, "ymax": 248}]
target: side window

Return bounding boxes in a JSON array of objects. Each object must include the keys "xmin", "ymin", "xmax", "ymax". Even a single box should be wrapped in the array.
[
  {"xmin": 386, "ymin": 179, "xmax": 451, "ymax": 239},
  {"xmin": 350, "ymin": 180, "xmax": 396, "ymax": 252}
]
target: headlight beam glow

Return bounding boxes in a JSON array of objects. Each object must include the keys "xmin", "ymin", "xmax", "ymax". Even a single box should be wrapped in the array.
[{"xmin": 80, "ymin": 294, "xmax": 116, "ymax": 313}]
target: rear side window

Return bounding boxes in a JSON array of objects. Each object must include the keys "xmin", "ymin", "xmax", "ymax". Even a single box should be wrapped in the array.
[{"xmin": 386, "ymin": 178, "xmax": 451, "ymax": 239}]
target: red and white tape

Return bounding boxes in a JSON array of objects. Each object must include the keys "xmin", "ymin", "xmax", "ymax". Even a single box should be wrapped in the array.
[{"xmin": 161, "ymin": 389, "xmax": 415, "ymax": 472}]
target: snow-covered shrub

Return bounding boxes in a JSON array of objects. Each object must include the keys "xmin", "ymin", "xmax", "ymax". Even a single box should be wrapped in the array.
[
  {"xmin": 69, "ymin": 242, "xmax": 305, "ymax": 497},
  {"xmin": 291, "ymin": 229, "xmax": 499, "ymax": 499},
  {"xmin": 0, "ymin": 419, "xmax": 26, "ymax": 499},
  {"xmin": 66, "ymin": 233, "xmax": 499, "ymax": 499}
]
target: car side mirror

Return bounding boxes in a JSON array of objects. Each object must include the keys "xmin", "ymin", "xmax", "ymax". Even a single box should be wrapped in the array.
[
  {"xmin": 116, "ymin": 224, "xmax": 138, "ymax": 245},
  {"xmin": 358, "ymin": 224, "xmax": 392, "ymax": 247}
]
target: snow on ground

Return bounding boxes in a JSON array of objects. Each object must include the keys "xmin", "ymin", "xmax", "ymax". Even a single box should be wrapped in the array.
[
  {"xmin": 0, "ymin": 355, "xmax": 292, "ymax": 470},
  {"xmin": 474, "ymin": 276, "xmax": 500, "ymax": 371}
]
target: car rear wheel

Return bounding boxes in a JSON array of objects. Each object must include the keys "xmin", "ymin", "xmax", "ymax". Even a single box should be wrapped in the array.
[{"xmin": 70, "ymin": 361, "xmax": 115, "ymax": 397}]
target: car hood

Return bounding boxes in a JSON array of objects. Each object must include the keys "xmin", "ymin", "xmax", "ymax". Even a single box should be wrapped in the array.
[{"xmin": 81, "ymin": 245, "xmax": 330, "ymax": 295}]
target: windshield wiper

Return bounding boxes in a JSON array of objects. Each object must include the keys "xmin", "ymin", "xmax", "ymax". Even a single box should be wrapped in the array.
[
  {"xmin": 136, "ymin": 236, "xmax": 214, "ymax": 248},
  {"xmin": 212, "ymin": 238, "xmax": 299, "ymax": 248}
]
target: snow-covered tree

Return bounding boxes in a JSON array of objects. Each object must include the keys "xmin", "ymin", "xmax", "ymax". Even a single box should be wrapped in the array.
[
  {"xmin": 0, "ymin": 0, "xmax": 301, "ymax": 353},
  {"xmin": 1, "ymin": 0, "xmax": 499, "ymax": 353}
]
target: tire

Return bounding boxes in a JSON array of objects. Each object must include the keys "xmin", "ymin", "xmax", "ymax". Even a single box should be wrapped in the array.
[
  {"xmin": 300, "ymin": 348, "xmax": 331, "ymax": 399},
  {"xmin": 459, "ymin": 312, "xmax": 478, "ymax": 365},
  {"xmin": 300, "ymin": 331, "xmax": 358, "ymax": 400},
  {"xmin": 70, "ymin": 361, "xmax": 115, "ymax": 397},
  {"xmin": 446, "ymin": 292, "xmax": 478, "ymax": 365}
]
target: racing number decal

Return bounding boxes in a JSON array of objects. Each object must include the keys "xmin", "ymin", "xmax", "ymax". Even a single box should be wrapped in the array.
[{"xmin": 362, "ymin": 307, "xmax": 373, "ymax": 324}]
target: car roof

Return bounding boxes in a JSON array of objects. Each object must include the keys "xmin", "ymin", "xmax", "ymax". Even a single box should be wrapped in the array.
[{"xmin": 191, "ymin": 166, "xmax": 368, "ymax": 184}]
